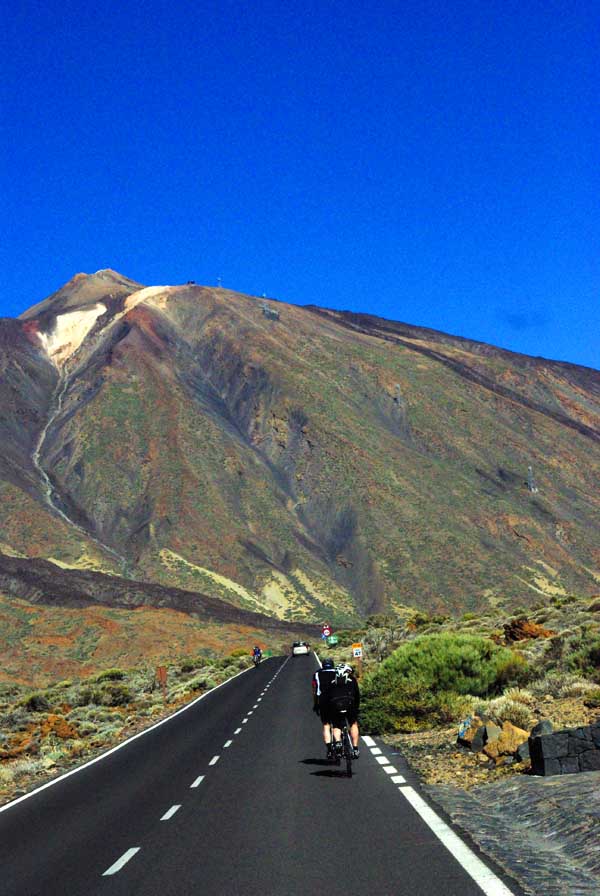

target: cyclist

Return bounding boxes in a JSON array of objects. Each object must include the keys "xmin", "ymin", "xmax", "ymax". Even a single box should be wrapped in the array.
[
  {"xmin": 252, "ymin": 645, "xmax": 262, "ymax": 665},
  {"xmin": 326, "ymin": 663, "xmax": 360, "ymax": 759},
  {"xmin": 312, "ymin": 658, "xmax": 337, "ymax": 758}
]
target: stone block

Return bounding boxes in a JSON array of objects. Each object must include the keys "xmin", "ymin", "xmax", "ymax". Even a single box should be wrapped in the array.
[
  {"xmin": 567, "ymin": 732, "xmax": 593, "ymax": 755},
  {"xmin": 541, "ymin": 758, "xmax": 561, "ymax": 776},
  {"xmin": 537, "ymin": 732, "xmax": 569, "ymax": 759},
  {"xmin": 516, "ymin": 740, "xmax": 530, "ymax": 763},
  {"xmin": 559, "ymin": 756, "xmax": 580, "ymax": 775},
  {"xmin": 580, "ymin": 750, "xmax": 600, "ymax": 772},
  {"xmin": 590, "ymin": 725, "xmax": 600, "ymax": 748}
]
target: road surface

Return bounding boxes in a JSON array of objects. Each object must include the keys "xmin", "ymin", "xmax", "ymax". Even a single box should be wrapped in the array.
[{"xmin": 0, "ymin": 655, "xmax": 521, "ymax": 895}]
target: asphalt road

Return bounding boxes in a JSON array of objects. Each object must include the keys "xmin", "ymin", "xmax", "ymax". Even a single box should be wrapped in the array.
[{"xmin": 0, "ymin": 655, "xmax": 521, "ymax": 895}]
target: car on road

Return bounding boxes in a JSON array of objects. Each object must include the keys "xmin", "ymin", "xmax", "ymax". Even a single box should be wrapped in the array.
[{"xmin": 292, "ymin": 641, "xmax": 310, "ymax": 656}]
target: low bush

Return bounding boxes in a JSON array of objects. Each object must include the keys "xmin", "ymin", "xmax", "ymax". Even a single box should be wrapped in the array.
[
  {"xmin": 584, "ymin": 689, "xmax": 600, "ymax": 708},
  {"xmin": 94, "ymin": 669, "xmax": 126, "ymax": 683},
  {"xmin": 229, "ymin": 647, "xmax": 249, "ymax": 658},
  {"xmin": 19, "ymin": 693, "xmax": 51, "ymax": 713},
  {"xmin": 360, "ymin": 633, "xmax": 527, "ymax": 733},
  {"xmin": 484, "ymin": 696, "xmax": 532, "ymax": 729},
  {"xmin": 565, "ymin": 633, "xmax": 600, "ymax": 680}
]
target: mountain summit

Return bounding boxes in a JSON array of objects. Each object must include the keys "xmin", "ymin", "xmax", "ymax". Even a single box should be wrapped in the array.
[{"xmin": 1, "ymin": 272, "xmax": 599, "ymax": 623}]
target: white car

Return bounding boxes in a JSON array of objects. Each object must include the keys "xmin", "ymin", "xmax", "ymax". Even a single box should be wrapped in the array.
[{"xmin": 292, "ymin": 641, "xmax": 310, "ymax": 656}]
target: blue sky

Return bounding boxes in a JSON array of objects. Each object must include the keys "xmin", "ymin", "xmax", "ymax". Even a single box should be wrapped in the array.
[{"xmin": 2, "ymin": 0, "xmax": 598, "ymax": 368}]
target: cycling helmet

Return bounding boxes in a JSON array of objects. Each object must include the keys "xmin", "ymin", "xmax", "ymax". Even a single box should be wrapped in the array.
[{"xmin": 322, "ymin": 658, "xmax": 335, "ymax": 669}]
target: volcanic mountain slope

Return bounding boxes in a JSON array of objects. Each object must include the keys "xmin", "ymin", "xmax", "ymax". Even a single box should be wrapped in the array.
[{"xmin": 1, "ymin": 269, "xmax": 599, "ymax": 623}]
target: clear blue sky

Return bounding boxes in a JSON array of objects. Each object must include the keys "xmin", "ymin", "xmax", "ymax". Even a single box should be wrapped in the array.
[{"xmin": 2, "ymin": 0, "xmax": 598, "ymax": 368}]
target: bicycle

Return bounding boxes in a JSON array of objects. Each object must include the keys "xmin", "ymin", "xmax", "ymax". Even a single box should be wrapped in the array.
[{"xmin": 332, "ymin": 712, "xmax": 354, "ymax": 778}]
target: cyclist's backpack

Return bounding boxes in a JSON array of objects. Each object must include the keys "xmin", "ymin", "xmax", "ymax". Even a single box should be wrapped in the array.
[{"xmin": 327, "ymin": 677, "xmax": 355, "ymax": 714}]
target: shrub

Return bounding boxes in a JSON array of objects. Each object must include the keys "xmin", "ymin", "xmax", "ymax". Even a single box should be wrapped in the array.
[
  {"xmin": 484, "ymin": 696, "xmax": 532, "ymax": 729},
  {"xmin": 557, "ymin": 678, "xmax": 598, "ymax": 699},
  {"xmin": 360, "ymin": 633, "xmax": 527, "ymax": 733},
  {"xmin": 19, "ymin": 693, "xmax": 51, "ymax": 712},
  {"xmin": 502, "ymin": 687, "xmax": 535, "ymax": 705},
  {"xmin": 98, "ymin": 684, "xmax": 132, "ymax": 706},
  {"xmin": 229, "ymin": 647, "xmax": 249, "ymax": 658},
  {"xmin": 584, "ymin": 689, "xmax": 600, "ymax": 708},
  {"xmin": 94, "ymin": 669, "xmax": 126, "ymax": 683},
  {"xmin": 179, "ymin": 661, "xmax": 197, "ymax": 674},
  {"xmin": 565, "ymin": 634, "xmax": 600, "ymax": 680}
]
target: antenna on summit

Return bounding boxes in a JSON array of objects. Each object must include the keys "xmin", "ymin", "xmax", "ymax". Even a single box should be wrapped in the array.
[{"xmin": 217, "ymin": 276, "xmax": 222, "ymax": 288}]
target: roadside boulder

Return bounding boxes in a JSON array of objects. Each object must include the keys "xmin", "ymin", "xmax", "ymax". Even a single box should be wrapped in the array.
[
  {"xmin": 483, "ymin": 721, "xmax": 529, "ymax": 764},
  {"xmin": 530, "ymin": 720, "xmax": 553, "ymax": 738},
  {"xmin": 457, "ymin": 715, "xmax": 485, "ymax": 750}
]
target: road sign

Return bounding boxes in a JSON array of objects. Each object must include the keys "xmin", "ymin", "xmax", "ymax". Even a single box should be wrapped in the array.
[
  {"xmin": 352, "ymin": 643, "xmax": 363, "ymax": 658},
  {"xmin": 322, "ymin": 627, "xmax": 331, "ymax": 638},
  {"xmin": 326, "ymin": 635, "xmax": 339, "ymax": 646}
]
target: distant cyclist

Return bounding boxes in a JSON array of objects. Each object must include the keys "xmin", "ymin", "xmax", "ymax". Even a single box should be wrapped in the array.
[
  {"xmin": 312, "ymin": 658, "xmax": 337, "ymax": 758},
  {"xmin": 252, "ymin": 645, "xmax": 262, "ymax": 666},
  {"xmin": 323, "ymin": 663, "xmax": 360, "ymax": 758}
]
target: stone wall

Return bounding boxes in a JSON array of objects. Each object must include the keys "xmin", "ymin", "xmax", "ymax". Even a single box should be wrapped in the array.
[{"xmin": 530, "ymin": 720, "xmax": 600, "ymax": 776}]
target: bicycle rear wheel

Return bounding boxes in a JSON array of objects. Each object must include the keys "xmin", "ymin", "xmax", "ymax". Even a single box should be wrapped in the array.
[{"xmin": 343, "ymin": 728, "xmax": 353, "ymax": 778}]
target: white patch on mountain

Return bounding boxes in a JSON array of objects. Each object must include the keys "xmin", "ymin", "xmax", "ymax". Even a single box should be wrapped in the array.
[{"xmin": 38, "ymin": 303, "xmax": 107, "ymax": 366}]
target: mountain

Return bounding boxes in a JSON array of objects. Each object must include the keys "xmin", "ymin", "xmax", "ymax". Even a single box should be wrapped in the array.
[{"xmin": 1, "ymin": 270, "xmax": 599, "ymax": 629}]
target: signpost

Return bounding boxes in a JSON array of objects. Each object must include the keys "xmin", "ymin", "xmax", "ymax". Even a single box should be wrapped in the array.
[
  {"xmin": 326, "ymin": 635, "xmax": 339, "ymax": 646},
  {"xmin": 156, "ymin": 666, "xmax": 168, "ymax": 703},
  {"xmin": 351, "ymin": 643, "xmax": 363, "ymax": 677},
  {"xmin": 321, "ymin": 623, "xmax": 331, "ymax": 639}
]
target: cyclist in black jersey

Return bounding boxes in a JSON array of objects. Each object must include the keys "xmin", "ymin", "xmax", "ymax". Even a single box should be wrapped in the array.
[{"xmin": 312, "ymin": 658, "xmax": 337, "ymax": 758}]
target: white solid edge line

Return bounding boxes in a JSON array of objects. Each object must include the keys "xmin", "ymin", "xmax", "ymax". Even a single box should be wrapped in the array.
[
  {"xmin": 102, "ymin": 847, "xmax": 140, "ymax": 876},
  {"xmin": 160, "ymin": 804, "xmax": 181, "ymax": 821},
  {"xmin": 399, "ymin": 786, "xmax": 516, "ymax": 896},
  {"xmin": 0, "ymin": 658, "xmax": 273, "ymax": 815},
  {"xmin": 209, "ymin": 755, "xmax": 220, "ymax": 766},
  {"xmin": 224, "ymin": 740, "xmax": 233, "ymax": 748},
  {"xmin": 191, "ymin": 775, "xmax": 205, "ymax": 788},
  {"xmin": 362, "ymin": 735, "xmax": 376, "ymax": 747}
]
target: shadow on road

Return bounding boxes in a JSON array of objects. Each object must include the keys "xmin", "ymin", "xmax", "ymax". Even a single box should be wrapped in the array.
[{"xmin": 299, "ymin": 758, "xmax": 354, "ymax": 778}]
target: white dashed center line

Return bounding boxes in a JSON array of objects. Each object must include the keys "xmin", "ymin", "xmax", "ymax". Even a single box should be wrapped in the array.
[
  {"xmin": 209, "ymin": 755, "xmax": 220, "ymax": 766},
  {"xmin": 102, "ymin": 848, "xmax": 140, "ymax": 876},
  {"xmin": 242, "ymin": 718, "xmax": 248, "ymax": 724},
  {"xmin": 224, "ymin": 740, "xmax": 233, "ymax": 748},
  {"xmin": 392, "ymin": 775, "xmax": 406, "ymax": 784},
  {"xmin": 370, "ymin": 747, "xmax": 382, "ymax": 755},
  {"xmin": 375, "ymin": 755, "xmax": 389, "ymax": 765},
  {"xmin": 161, "ymin": 804, "xmax": 181, "ymax": 821},
  {"xmin": 383, "ymin": 765, "xmax": 398, "ymax": 775},
  {"xmin": 191, "ymin": 775, "xmax": 205, "ymax": 788},
  {"xmin": 234, "ymin": 727, "xmax": 242, "ymax": 734}
]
